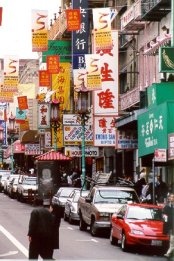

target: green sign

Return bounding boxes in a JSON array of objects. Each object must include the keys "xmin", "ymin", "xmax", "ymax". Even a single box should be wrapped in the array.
[
  {"xmin": 42, "ymin": 40, "xmax": 71, "ymax": 63},
  {"xmin": 138, "ymin": 102, "xmax": 174, "ymax": 157},
  {"xmin": 147, "ymin": 82, "xmax": 174, "ymax": 109},
  {"xmin": 159, "ymin": 47, "xmax": 174, "ymax": 72}
]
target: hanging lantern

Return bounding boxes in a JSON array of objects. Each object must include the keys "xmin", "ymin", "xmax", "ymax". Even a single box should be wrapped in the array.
[{"xmin": 0, "ymin": 126, "xmax": 3, "ymax": 142}]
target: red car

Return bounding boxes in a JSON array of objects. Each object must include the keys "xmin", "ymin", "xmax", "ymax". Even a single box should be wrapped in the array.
[{"xmin": 110, "ymin": 203, "xmax": 169, "ymax": 254}]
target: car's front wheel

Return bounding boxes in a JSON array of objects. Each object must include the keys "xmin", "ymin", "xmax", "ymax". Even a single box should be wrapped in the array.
[
  {"xmin": 90, "ymin": 218, "xmax": 97, "ymax": 237},
  {"xmin": 64, "ymin": 212, "xmax": 68, "ymax": 221},
  {"xmin": 79, "ymin": 214, "xmax": 87, "ymax": 231},
  {"xmin": 110, "ymin": 228, "xmax": 118, "ymax": 245},
  {"xmin": 121, "ymin": 232, "xmax": 129, "ymax": 252}
]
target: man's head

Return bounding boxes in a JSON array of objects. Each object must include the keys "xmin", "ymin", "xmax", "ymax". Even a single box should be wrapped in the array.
[
  {"xmin": 169, "ymin": 193, "xmax": 174, "ymax": 203},
  {"xmin": 157, "ymin": 174, "xmax": 162, "ymax": 181}
]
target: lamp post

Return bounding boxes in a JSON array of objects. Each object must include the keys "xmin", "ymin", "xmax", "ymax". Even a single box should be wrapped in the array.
[
  {"xmin": 8, "ymin": 113, "xmax": 16, "ymax": 173},
  {"xmin": 50, "ymin": 100, "xmax": 60, "ymax": 151},
  {"xmin": 77, "ymin": 81, "xmax": 89, "ymax": 190},
  {"xmin": 0, "ymin": 126, "xmax": 4, "ymax": 168}
]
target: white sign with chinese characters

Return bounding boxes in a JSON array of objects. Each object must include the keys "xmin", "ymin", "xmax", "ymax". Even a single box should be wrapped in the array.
[
  {"xmin": 38, "ymin": 103, "xmax": 50, "ymax": 128},
  {"xmin": 94, "ymin": 116, "xmax": 116, "ymax": 147},
  {"xmin": 93, "ymin": 30, "xmax": 119, "ymax": 115}
]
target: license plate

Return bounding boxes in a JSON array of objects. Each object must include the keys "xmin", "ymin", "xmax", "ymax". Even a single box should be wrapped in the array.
[{"xmin": 151, "ymin": 240, "xmax": 162, "ymax": 246}]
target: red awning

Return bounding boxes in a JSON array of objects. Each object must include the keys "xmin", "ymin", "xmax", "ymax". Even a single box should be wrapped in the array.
[{"xmin": 35, "ymin": 150, "xmax": 71, "ymax": 161}]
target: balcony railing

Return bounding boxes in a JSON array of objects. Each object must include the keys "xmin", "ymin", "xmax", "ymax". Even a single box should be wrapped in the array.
[{"xmin": 141, "ymin": 0, "xmax": 171, "ymax": 21}]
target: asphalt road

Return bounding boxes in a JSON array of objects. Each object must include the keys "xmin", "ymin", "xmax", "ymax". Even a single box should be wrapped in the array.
[{"xmin": 0, "ymin": 192, "xmax": 169, "ymax": 260}]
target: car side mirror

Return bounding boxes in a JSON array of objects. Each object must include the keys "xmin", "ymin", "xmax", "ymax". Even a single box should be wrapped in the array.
[
  {"xmin": 85, "ymin": 197, "xmax": 92, "ymax": 203},
  {"xmin": 116, "ymin": 214, "xmax": 123, "ymax": 219}
]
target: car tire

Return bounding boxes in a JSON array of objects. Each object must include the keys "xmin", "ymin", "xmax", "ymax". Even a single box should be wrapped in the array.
[
  {"xmin": 110, "ymin": 228, "xmax": 118, "ymax": 245},
  {"xmin": 79, "ymin": 214, "xmax": 87, "ymax": 231},
  {"xmin": 69, "ymin": 212, "xmax": 73, "ymax": 224},
  {"xmin": 64, "ymin": 212, "xmax": 68, "ymax": 221},
  {"xmin": 90, "ymin": 218, "xmax": 97, "ymax": 237},
  {"xmin": 121, "ymin": 232, "xmax": 128, "ymax": 252}
]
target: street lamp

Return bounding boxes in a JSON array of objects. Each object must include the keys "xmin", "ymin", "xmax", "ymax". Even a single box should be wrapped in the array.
[
  {"xmin": 76, "ymin": 81, "xmax": 90, "ymax": 190},
  {"xmin": 8, "ymin": 113, "xmax": 16, "ymax": 173},
  {"xmin": 50, "ymin": 100, "xmax": 61, "ymax": 151},
  {"xmin": 0, "ymin": 126, "xmax": 4, "ymax": 168}
]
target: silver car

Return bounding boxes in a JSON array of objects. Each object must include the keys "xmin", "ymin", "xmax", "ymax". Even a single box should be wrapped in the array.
[
  {"xmin": 52, "ymin": 187, "xmax": 75, "ymax": 217},
  {"xmin": 64, "ymin": 189, "xmax": 89, "ymax": 224}
]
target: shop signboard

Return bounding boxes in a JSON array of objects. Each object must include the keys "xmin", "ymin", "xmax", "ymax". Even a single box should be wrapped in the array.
[
  {"xmin": 65, "ymin": 146, "xmax": 99, "ymax": 157},
  {"xmin": 42, "ymin": 40, "xmax": 71, "ymax": 63},
  {"xmin": 147, "ymin": 82, "xmax": 174, "ymax": 109},
  {"xmin": 63, "ymin": 125, "xmax": 93, "ymax": 146},
  {"xmin": 154, "ymin": 149, "xmax": 167, "ymax": 162},
  {"xmin": 138, "ymin": 102, "xmax": 174, "ymax": 157},
  {"xmin": 159, "ymin": 46, "xmax": 174, "ymax": 73},
  {"xmin": 168, "ymin": 133, "xmax": 174, "ymax": 160}
]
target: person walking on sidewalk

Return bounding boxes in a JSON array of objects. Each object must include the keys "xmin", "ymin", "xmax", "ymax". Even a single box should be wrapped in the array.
[{"xmin": 163, "ymin": 193, "xmax": 174, "ymax": 258}]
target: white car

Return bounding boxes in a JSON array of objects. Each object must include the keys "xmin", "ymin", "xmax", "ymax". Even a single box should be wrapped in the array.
[
  {"xmin": 8, "ymin": 176, "xmax": 21, "ymax": 198},
  {"xmin": 64, "ymin": 189, "xmax": 89, "ymax": 224},
  {"xmin": 16, "ymin": 176, "xmax": 38, "ymax": 203},
  {"xmin": 4, "ymin": 174, "xmax": 20, "ymax": 194},
  {"xmin": 0, "ymin": 171, "xmax": 11, "ymax": 192},
  {"xmin": 52, "ymin": 187, "xmax": 75, "ymax": 217}
]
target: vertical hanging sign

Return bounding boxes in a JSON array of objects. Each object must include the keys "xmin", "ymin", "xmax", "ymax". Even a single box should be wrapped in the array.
[
  {"xmin": 72, "ymin": 0, "xmax": 89, "ymax": 69},
  {"xmin": 32, "ymin": 10, "xmax": 48, "ymax": 52}
]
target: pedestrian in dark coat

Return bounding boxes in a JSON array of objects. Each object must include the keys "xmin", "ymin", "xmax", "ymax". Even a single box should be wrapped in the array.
[
  {"xmin": 28, "ymin": 206, "xmax": 55, "ymax": 260},
  {"xmin": 134, "ymin": 171, "xmax": 146, "ymax": 198},
  {"xmin": 163, "ymin": 193, "xmax": 174, "ymax": 258},
  {"xmin": 49, "ymin": 204, "xmax": 61, "ymax": 250},
  {"xmin": 155, "ymin": 174, "xmax": 168, "ymax": 203}
]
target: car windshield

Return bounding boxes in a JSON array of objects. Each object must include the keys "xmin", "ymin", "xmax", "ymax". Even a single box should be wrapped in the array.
[
  {"xmin": 94, "ymin": 190, "xmax": 139, "ymax": 204},
  {"xmin": 127, "ymin": 206, "xmax": 163, "ymax": 221}
]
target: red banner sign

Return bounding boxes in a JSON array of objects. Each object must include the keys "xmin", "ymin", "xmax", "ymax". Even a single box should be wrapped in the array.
[
  {"xmin": 39, "ymin": 70, "xmax": 51, "ymax": 87},
  {"xmin": 66, "ymin": 9, "xmax": 81, "ymax": 31},
  {"xmin": 47, "ymin": 55, "xmax": 59, "ymax": 74}
]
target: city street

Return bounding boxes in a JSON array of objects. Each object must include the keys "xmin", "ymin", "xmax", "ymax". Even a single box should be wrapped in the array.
[{"xmin": 0, "ymin": 192, "xmax": 168, "ymax": 260}]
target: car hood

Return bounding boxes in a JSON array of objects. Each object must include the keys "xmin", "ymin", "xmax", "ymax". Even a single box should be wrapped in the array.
[
  {"xmin": 127, "ymin": 220, "xmax": 165, "ymax": 236},
  {"xmin": 95, "ymin": 203, "xmax": 121, "ymax": 213}
]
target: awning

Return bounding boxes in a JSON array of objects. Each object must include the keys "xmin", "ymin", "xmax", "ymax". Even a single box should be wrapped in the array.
[
  {"xmin": 4, "ymin": 140, "xmax": 25, "ymax": 158},
  {"xmin": 35, "ymin": 150, "xmax": 71, "ymax": 161},
  {"xmin": 143, "ymin": 34, "xmax": 171, "ymax": 56},
  {"xmin": 20, "ymin": 130, "xmax": 39, "ymax": 144}
]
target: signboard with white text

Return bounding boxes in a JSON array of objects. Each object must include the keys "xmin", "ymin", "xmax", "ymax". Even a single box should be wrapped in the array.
[{"xmin": 65, "ymin": 146, "xmax": 99, "ymax": 157}]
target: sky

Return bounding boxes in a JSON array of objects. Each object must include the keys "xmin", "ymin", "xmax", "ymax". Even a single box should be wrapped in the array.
[{"xmin": 0, "ymin": 0, "xmax": 61, "ymax": 59}]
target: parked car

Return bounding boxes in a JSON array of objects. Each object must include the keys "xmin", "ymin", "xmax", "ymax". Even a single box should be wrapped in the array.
[
  {"xmin": 110, "ymin": 203, "xmax": 169, "ymax": 254},
  {"xmin": 64, "ymin": 189, "xmax": 89, "ymax": 224},
  {"xmin": 52, "ymin": 187, "xmax": 75, "ymax": 217},
  {"xmin": 0, "ymin": 170, "xmax": 11, "ymax": 192},
  {"xmin": 8, "ymin": 176, "xmax": 21, "ymax": 198},
  {"xmin": 4, "ymin": 174, "xmax": 22, "ymax": 194},
  {"xmin": 78, "ymin": 185, "xmax": 140, "ymax": 236},
  {"xmin": 16, "ymin": 176, "xmax": 38, "ymax": 203}
]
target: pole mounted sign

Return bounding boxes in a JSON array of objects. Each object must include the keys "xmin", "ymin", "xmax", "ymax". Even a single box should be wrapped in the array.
[
  {"xmin": 168, "ymin": 133, "xmax": 174, "ymax": 160},
  {"xmin": 154, "ymin": 149, "xmax": 167, "ymax": 162}
]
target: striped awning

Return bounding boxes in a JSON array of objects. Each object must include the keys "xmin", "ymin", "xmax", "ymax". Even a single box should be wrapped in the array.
[{"xmin": 35, "ymin": 150, "xmax": 71, "ymax": 161}]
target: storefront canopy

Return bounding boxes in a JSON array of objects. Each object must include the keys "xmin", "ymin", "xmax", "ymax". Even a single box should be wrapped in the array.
[
  {"xmin": 20, "ymin": 130, "xmax": 39, "ymax": 144},
  {"xmin": 36, "ymin": 150, "xmax": 71, "ymax": 161}
]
